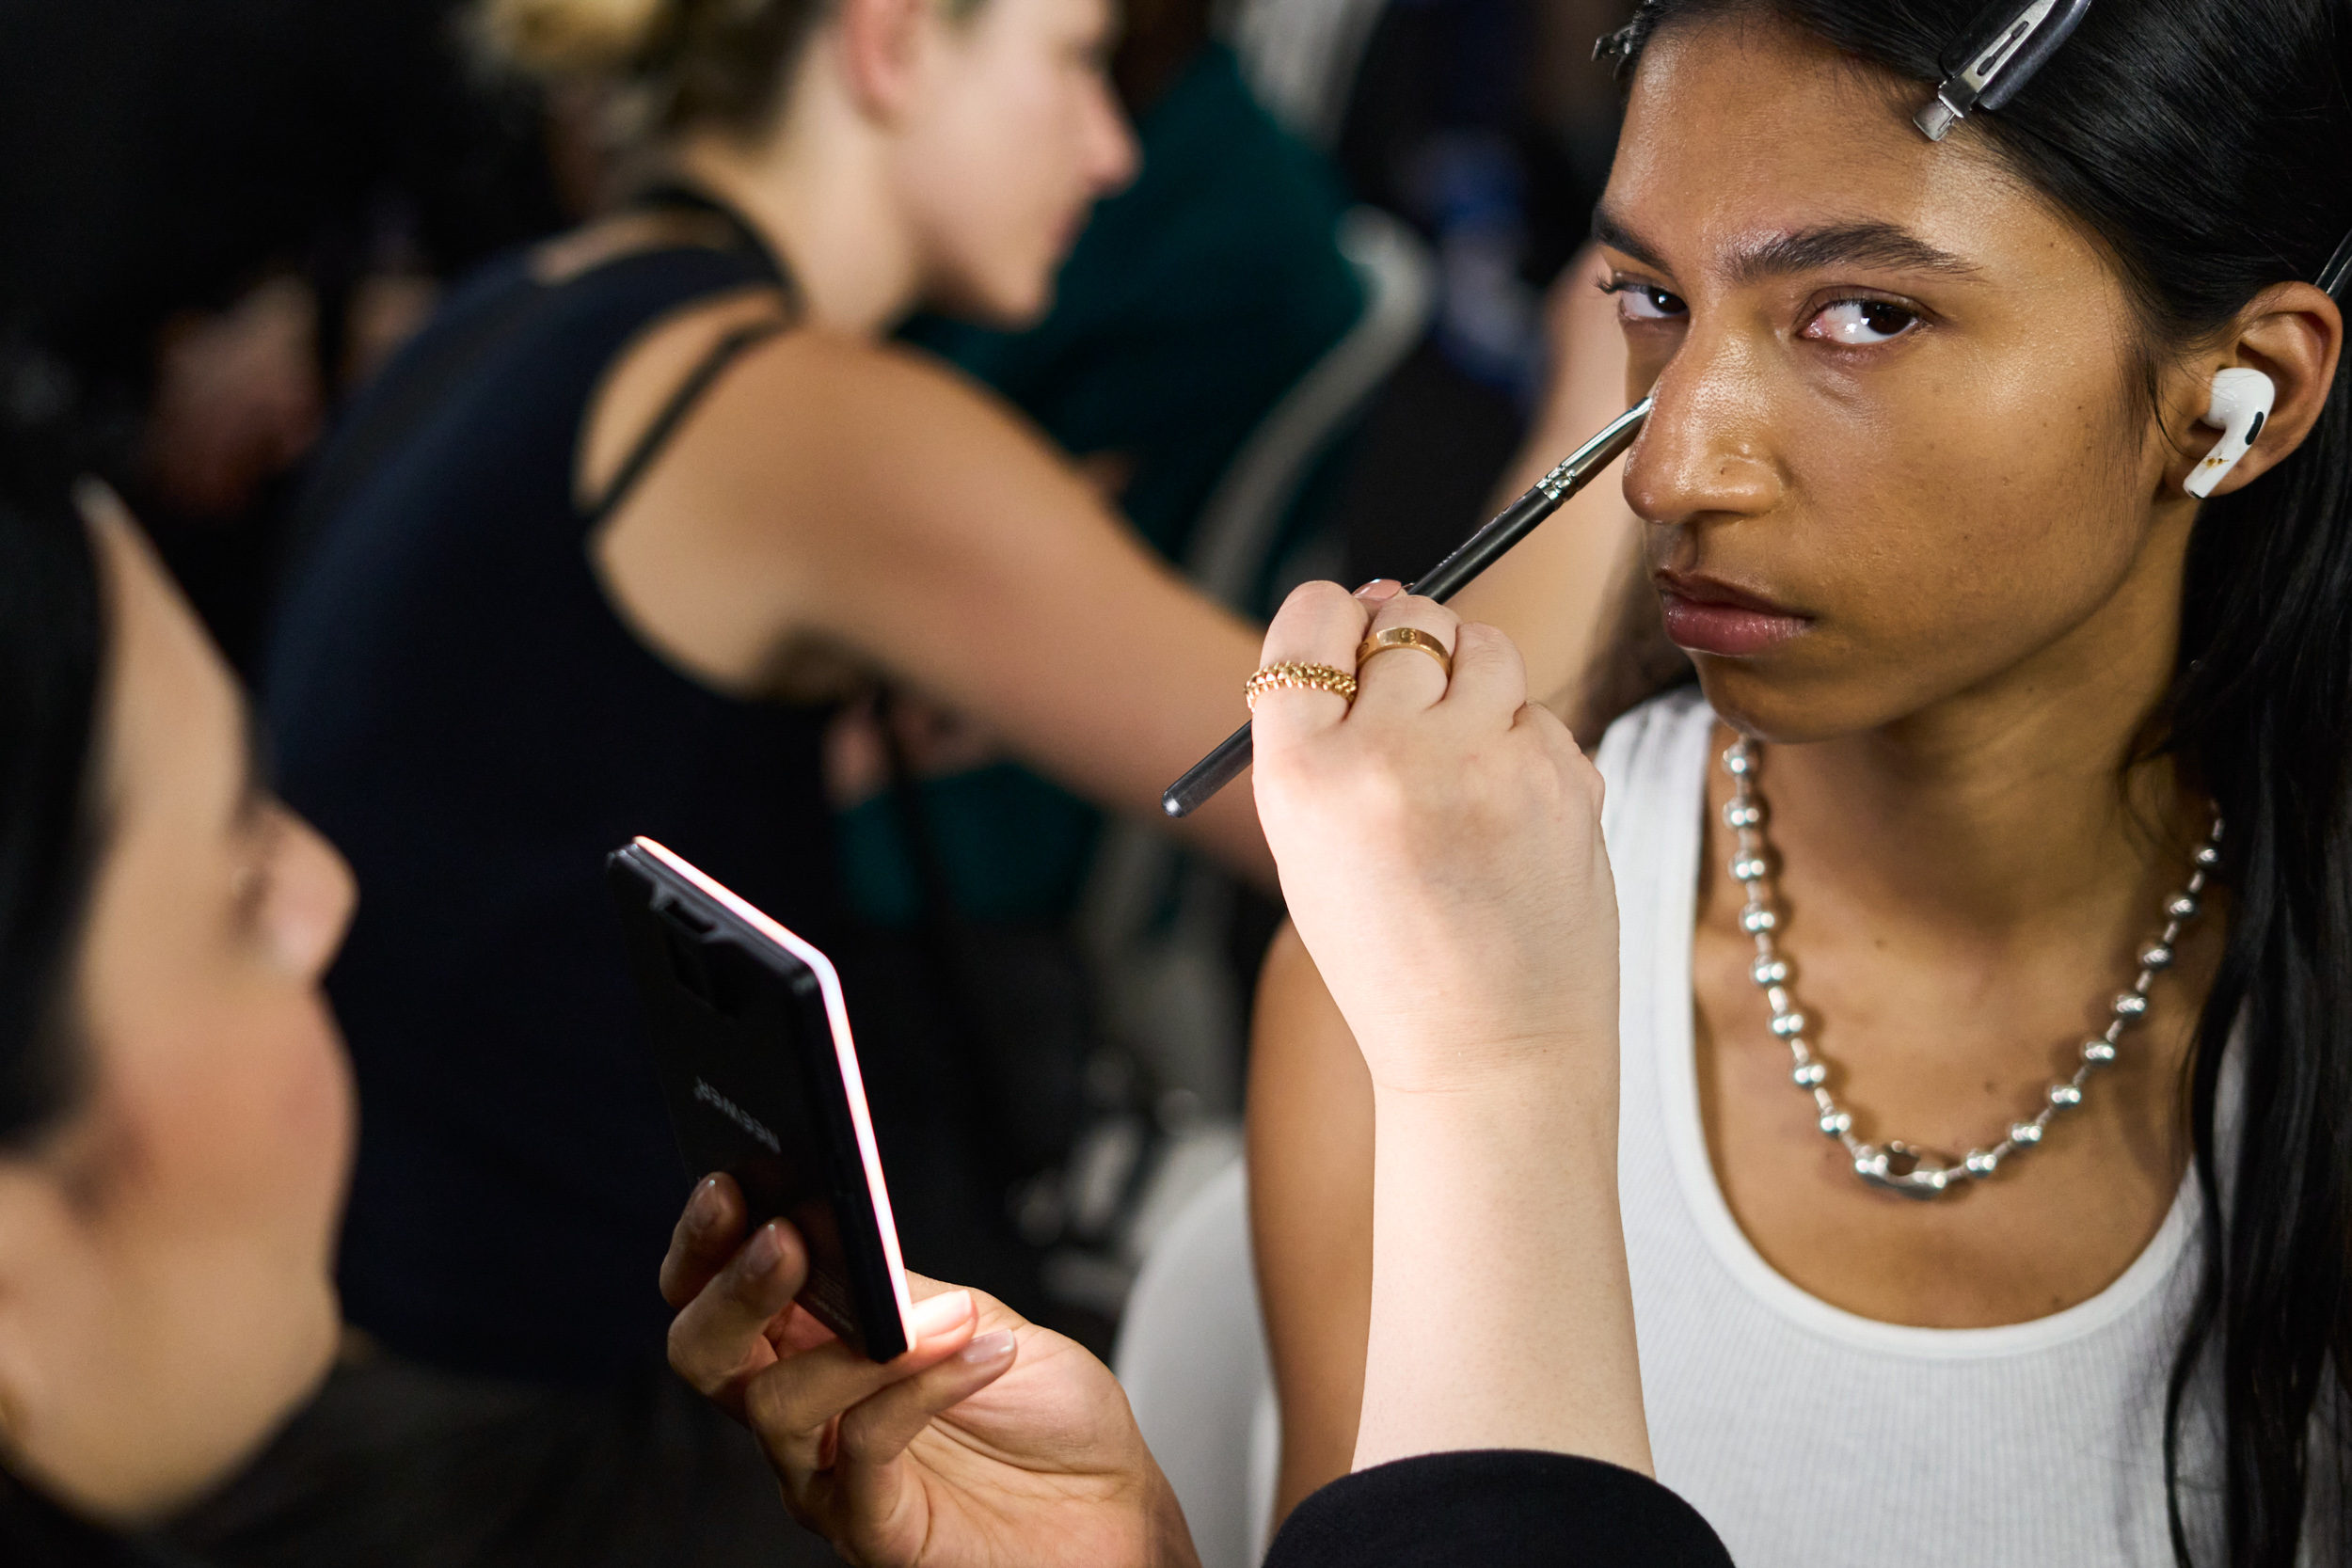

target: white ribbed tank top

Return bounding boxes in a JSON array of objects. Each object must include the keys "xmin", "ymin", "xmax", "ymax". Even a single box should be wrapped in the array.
[{"xmin": 1596, "ymin": 689, "xmax": 2218, "ymax": 1565}]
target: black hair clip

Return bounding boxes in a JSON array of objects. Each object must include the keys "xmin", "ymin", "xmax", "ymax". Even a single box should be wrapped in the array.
[
  {"xmin": 1594, "ymin": 20, "xmax": 1641, "ymax": 69},
  {"xmin": 2321, "ymin": 227, "xmax": 2352, "ymax": 301},
  {"xmin": 1915, "ymin": 0, "xmax": 2093, "ymax": 141}
]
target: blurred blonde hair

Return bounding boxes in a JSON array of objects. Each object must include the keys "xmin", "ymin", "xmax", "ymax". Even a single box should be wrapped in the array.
[{"xmin": 474, "ymin": 0, "xmax": 828, "ymax": 137}]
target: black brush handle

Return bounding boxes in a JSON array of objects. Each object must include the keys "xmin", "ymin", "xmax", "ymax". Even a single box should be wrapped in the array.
[{"xmin": 1161, "ymin": 396, "xmax": 1653, "ymax": 818}]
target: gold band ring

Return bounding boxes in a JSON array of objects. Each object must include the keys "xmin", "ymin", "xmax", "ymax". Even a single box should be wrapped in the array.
[
  {"xmin": 1356, "ymin": 626, "xmax": 1454, "ymax": 680},
  {"xmin": 1246, "ymin": 662, "xmax": 1359, "ymax": 712}
]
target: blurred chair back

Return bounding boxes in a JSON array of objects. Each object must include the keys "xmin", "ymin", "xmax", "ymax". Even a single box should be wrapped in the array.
[
  {"xmin": 1184, "ymin": 207, "xmax": 1435, "ymax": 605},
  {"xmin": 1112, "ymin": 1159, "xmax": 1281, "ymax": 1568},
  {"xmin": 1229, "ymin": 0, "xmax": 1393, "ymax": 147},
  {"xmin": 1077, "ymin": 206, "xmax": 1432, "ymax": 1123},
  {"xmin": 1064, "ymin": 205, "xmax": 1426, "ymax": 1347}
]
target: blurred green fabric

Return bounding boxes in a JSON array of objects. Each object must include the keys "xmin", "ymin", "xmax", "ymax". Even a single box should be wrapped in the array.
[{"xmin": 847, "ymin": 40, "xmax": 1363, "ymax": 927}]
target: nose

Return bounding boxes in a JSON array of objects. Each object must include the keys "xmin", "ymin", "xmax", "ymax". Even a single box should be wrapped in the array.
[
  {"xmin": 275, "ymin": 807, "xmax": 359, "ymax": 981},
  {"xmin": 1620, "ymin": 317, "xmax": 1785, "ymax": 530},
  {"xmin": 1087, "ymin": 84, "xmax": 1139, "ymax": 197}
]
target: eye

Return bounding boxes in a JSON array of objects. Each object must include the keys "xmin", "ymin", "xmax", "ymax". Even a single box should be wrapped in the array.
[
  {"xmin": 1605, "ymin": 280, "xmax": 1688, "ymax": 323},
  {"xmin": 1804, "ymin": 299, "xmax": 1921, "ymax": 346}
]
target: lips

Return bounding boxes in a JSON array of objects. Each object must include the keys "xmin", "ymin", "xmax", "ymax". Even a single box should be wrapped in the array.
[{"xmin": 1654, "ymin": 571, "xmax": 1811, "ymax": 657}]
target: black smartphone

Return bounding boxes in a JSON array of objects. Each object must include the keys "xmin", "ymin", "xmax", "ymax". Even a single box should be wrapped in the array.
[{"xmin": 607, "ymin": 836, "xmax": 914, "ymax": 1360}]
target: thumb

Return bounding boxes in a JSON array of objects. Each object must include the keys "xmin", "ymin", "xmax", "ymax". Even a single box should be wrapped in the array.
[{"xmin": 836, "ymin": 1331, "xmax": 1020, "ymax": 1477}]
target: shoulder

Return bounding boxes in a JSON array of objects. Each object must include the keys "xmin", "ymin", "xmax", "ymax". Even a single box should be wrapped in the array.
[
  {"xmin": 650, "ymin": 326, "xmax": 1123, "ymax": 597},
  {"xmin": 727, "ymin": 328, "xmax": 1015, "ymax": 422},
  {"xmin": 1594, "ymin": 684, "xmax": 1712, "ymax": 795},
  {"xmin": 708, "ymin": 329, "xmax": 1070, "ymax": 492},
  {"xmin": 1595, "ymin": 684, "xmax": 1714, "ymax": 858}
]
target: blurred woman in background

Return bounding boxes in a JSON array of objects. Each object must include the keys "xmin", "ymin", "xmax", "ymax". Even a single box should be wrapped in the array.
[{"xmin": 215, "ymin": 0, "xmax": 1293, "ymax": 1555}]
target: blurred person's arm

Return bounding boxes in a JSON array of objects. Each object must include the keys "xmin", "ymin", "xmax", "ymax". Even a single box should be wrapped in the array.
[
  {"xmin": 590, "ymin": 312, "xmax": 1273, "ymax": 888},
  {"xmin": 1247, "ymin": 922, "xmax": 1375, "ymax": 1525},
  {"xmin": 1447, "ymin": 245, "xmax": 1648, "ymax": 737}
]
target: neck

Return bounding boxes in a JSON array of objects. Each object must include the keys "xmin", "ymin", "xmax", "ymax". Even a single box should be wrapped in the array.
[
  {"xmin": 1756, "ymin": 524, "xmax": 2204, "ymax": 942},
  {"xmin": 669, "ymin": 77, "xmax": 921, "ymax": 336}
]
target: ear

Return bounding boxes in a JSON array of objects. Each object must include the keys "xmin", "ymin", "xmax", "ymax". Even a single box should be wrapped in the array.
[
  {"xmin": 835, "ymin": 0, "xmax": 937, "ymax": 120},
  {"xmin": 2164, "ymin": 281, "xmax": 2345, "ymax": 498}
]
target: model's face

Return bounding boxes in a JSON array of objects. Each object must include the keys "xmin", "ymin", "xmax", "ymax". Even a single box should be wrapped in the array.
[
  {"xmin": 1604, "ymin": 14, "xmax": 2200, "ymax": 743},
  {"xmin": 898, "ymin": 0, "xmax": 1136, "ymax": 323},
  {"xmin": 0, "ymin": 499, "xmax": 355, "ymax": 1520}
]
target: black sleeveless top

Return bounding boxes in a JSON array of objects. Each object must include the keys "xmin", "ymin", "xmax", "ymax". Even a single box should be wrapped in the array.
[{"xmin": 263, "ymin": 238, "xmax": 843, "ymax": 1380}]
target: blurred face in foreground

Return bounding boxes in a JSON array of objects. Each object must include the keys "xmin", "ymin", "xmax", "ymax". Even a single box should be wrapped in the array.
[{"xmin": 0, "ymin": 500, "xmax": 356, "ymax": 1520}]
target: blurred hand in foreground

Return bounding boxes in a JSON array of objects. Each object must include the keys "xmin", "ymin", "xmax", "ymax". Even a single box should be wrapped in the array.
[{"xmin": 661, "ymin": 1174, "xmax": 1199, "ymax": 1568}]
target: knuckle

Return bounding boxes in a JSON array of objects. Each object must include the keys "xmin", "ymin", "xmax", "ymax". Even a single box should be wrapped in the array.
[
  {"xmin": 1270, "ymin": 579, "xmax": 1358, "ymax": 640},
  {"xmin": 1336, "ymin": 739, "xmax": 1413, "ymax": 812},
  {"xmin": 832, "ymin": 1404, "xmax": 888, "ymax": 1467},
  {"xmin": 1286, "ymin": 578, "xmax": 1352, "ymax": 613},
  {"xmin": 744, "ymin": 1364, "xmax": 812, "ymax": 1440},
  {"xmin": 1462, "ymin": 622, "xmax": 1518, "ymax": 667},
  {"xmin": 666, "ymin": 1321, "xmax": 725, "ymax": 1394}
]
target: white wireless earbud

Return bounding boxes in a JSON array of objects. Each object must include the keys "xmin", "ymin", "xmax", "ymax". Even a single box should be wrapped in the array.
[{"xmin": 2184, "ymin": 368, "xmax": 2276, "ymax": 499}]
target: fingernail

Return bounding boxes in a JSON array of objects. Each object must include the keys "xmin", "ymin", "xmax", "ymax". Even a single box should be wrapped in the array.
[
  {"xmin": 1355, "ymin": 578, "xmax": 1397, "ymax": 600},
  {"xmin": 957, "ymin": 1331, "xmax": 1015, "ymax": 1367},
  {"xmin": 742, "ymin": 1220, "xmax": 785, "ymax": 1279},
  {"xmin": 908, "ymin": 1290, "xmax": 974, "ymax": 1342},
  {"xmin": 687, "ymin": 1177, "xmax": 724, "ymax": 1233}
]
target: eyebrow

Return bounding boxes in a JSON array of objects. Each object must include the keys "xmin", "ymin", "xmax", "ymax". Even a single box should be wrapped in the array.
[{"xmin": 1591, "ymin": 207, "xmax": 1984, "ymax": 286}]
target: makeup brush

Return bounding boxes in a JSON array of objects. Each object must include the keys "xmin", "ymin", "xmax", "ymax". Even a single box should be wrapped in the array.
[{"xmin": 1162, "ymin": 395, "xmax": 1653, "ymax": 818}]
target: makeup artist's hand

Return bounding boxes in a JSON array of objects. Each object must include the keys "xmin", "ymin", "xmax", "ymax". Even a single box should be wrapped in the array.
[
  {"xmin": 1249, "ymin": 581, "xmax": 1620, "ymax": 1092},
  {"xmin": 1250, "ymin": 586, "xmax": 1646, "ymax": 1481},
  {"xmin": 662, "ymin": 1175, "xmax": 1200, "ymax": 1568}
]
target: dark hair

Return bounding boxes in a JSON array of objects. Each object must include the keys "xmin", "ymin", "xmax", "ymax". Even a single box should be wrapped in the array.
[
  {"xmin": 0, "ymin": 438, "xmax": 106, "ymax": 1149},
  {"xmin": 1614, "ymin": 2, "xmax": 2352, "ymax": 1560}
]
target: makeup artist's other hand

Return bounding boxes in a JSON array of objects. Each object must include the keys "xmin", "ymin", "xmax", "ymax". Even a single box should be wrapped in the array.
[
  {"xmin": 1249, "ymin": 582, "xmax": 1619, "ymax": 1092},
  {"xmin": 662, "ymin": 1175, "xmax": 1199, "ymax": 1568}
]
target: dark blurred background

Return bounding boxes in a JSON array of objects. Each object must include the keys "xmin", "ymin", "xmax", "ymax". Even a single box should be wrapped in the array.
[
  {"xmin": 1, "ymin": 0, "xmax": 1631, "ymax": 669},
  {"xmin": 0, "ymin": 0, "xmax": 1635, "ymax": 1342},
  {"xmin": 0, "ymin": 0, "xmax": 580, "ymax": 671}
]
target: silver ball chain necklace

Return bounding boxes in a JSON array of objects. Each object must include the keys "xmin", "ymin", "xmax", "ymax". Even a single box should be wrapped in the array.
[{"xmin": 1721, "ymin": 736, "xmax": 2223, "ymax": 1199}]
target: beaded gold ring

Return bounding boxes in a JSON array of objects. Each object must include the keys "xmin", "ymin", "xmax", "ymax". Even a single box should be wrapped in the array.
[{"xmin": 1245, "ymin": 662, "xmax": 1359, "ymax": 712}]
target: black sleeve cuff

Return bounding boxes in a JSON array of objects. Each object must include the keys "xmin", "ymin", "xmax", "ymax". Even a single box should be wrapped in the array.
[{"xmin": 1263, "ymin": 1449, "xmax": 1733, "ymax": 1567}]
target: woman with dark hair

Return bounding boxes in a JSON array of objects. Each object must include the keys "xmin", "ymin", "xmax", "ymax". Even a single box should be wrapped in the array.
[
  {"xmin": 0, "ymin": 455, "xmax": 360, "ymax": 1563},
  {"xmin": 1247, "ymin": 0, "xmax": 2352, "ymax": 1563}
]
